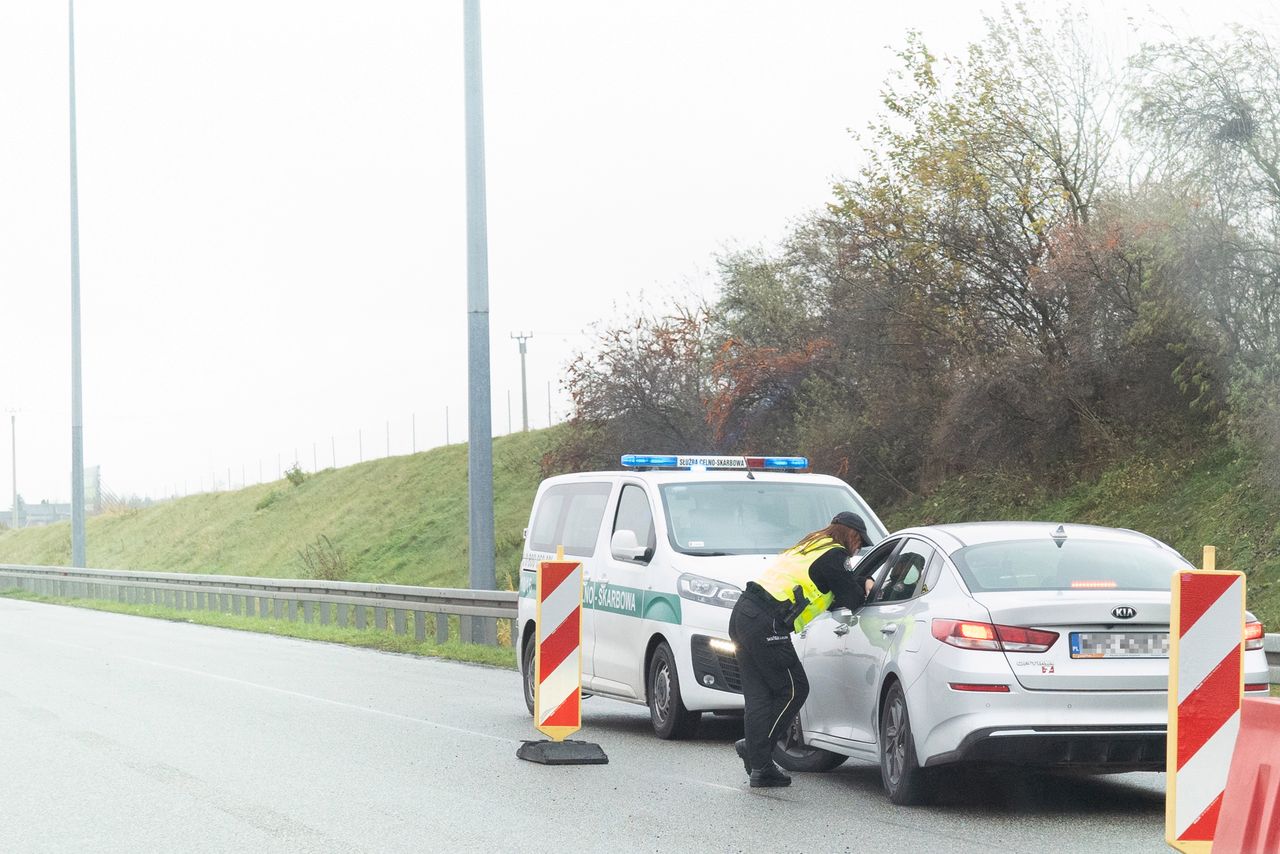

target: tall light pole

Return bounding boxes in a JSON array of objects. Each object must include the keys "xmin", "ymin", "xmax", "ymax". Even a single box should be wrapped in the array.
[
  {"xmin": 464, "ymin": 0, "xmax": 496, "ymax": 619},
  {"xmin": 9, "ymin": 412, "xmax": 17, "ymax": 530},
  {"xmin": 68, "ymin": 0, "xmax": 87, "ymax": 567},
  {"xmin": 511, "ymin": 332, "xmax": 532, "ymax": 432}
]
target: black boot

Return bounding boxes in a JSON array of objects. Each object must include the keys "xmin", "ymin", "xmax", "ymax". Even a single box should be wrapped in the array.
[
  {"xmin": 749, "ymin": 763, "xmax": 792, "ymax": 788},
  {"xmin": 734, "ymin": 739, "xmax": 750, "ymax": 775}
]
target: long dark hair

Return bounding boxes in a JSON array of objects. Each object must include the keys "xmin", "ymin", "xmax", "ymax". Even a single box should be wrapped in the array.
[{"xmin": 792, "ymin": 523, "xmax": 861, "ymax": 554}]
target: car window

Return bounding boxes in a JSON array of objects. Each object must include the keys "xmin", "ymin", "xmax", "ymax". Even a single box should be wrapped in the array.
[
  {"xmin": 951, "ymin": 538, "xmax": 1192, "ymax": 592},
  {"xmin": 871, "ymin": 538, "xmax": 935, "ymax": 604},
  {"xmin": 527, "ymin": 482, "xmax": 612, "ymax": 557},
  {"xmin": 613, "ymin": 484, "xmax": 656, "ymax": 560},
  {"xmin": 848, "ymin": 539, "xmax": 901, "ymax": 594}
]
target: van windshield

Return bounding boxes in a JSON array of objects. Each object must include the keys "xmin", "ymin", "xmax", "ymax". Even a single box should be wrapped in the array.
[{"xmin": 658, "ymin": 481, "xmax": 883, "ymax": 555}]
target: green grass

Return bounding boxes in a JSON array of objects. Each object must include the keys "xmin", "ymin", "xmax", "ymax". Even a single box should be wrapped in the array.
[
  {"xmin": 0, "ymin": 428, "xmax": 560, "ymax": 591},
  {"xmin": 0, "ymin": 588, "xmax": 517, "ymax": 669},
  {"xmin": 882, "ymin": 443, "xmax": 1280, "ymax": 629}
]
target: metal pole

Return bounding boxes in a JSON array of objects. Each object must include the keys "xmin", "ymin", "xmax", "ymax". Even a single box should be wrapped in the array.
[
  {"xmin": 69, "ymin": 0, "xmax": 86, "ymax": 567},
  {"xmin": 511, "ymin": 332, "xmax": 531, "ymax": 431},
  {"xmin": 10, "ymin": 413, "xmax": 17, "ymax": 530},
  {"xmin": 464, "ymin": 0, "xmax": 496, "ymax": 615}
]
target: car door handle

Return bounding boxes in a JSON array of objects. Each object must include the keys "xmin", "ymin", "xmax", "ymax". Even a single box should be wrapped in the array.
[
  {"xmin": 833, "ymin": 624, "xmax": 850, "ymax": 637},
  {"xmin": 880, "ymin": 624, "xmax": 898, "ymax": 635}
]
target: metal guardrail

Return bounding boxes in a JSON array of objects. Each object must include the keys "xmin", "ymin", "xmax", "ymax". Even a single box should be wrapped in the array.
[
  {"xmin": 1266, "ymin": 634, "xmax": 1280, "ymax": 687},
  {"xmin": 0, "ymin": 563, "xmax": 518, "ymax": 648}
]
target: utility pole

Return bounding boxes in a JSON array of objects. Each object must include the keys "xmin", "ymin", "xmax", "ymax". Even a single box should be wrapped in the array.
[
  {"xmin": 511, "ymin": 332, "xmax": 532, "ymax": 431},
  {"xmin": 10, "ymin": 412, "xmax": 17, "ymax": 530},
  {"xmin": 68, "ymin": 0, "xmax": 87, "ymax": 567},
  {"xmin": 464, "ymin": 0, "xmax": 497, "ymax": 622}
]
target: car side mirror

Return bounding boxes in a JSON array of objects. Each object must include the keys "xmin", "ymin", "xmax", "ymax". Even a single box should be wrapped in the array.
[
  {"xmin": 611, "ymin": 529, "xmax": 647, "ymax": 562},
  {"xmin": 832, "ymin": 608, "xmax": 858, "ymax": 626}
]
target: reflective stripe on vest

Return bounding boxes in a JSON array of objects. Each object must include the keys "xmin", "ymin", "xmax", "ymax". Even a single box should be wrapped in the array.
[{"xmin": 756, "ymin": 537, "xmax": 839, "ymax": 633}]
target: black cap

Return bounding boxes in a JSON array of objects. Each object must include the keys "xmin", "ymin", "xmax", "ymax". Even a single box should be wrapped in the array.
[{"xmin": 831, "ymin": 511, "xmax": 875, "ymax": 545}]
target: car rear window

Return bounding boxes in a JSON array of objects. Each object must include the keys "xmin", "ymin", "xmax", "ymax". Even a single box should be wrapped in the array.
[{"xmin": 951, "ymin": 538, "xmax": 1191, "ymax": 592}]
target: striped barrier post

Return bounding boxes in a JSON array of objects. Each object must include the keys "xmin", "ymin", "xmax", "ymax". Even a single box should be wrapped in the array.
[
  {"xmin": 1166, "ymin": 546, "xmax": 1246, "ymax": 853},
  {"xmin": 516, "ymin": 550, "xmax": 607, "ymax": 765}
]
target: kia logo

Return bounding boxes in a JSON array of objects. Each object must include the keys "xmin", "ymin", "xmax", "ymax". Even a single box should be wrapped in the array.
[{"xmin": 1112, "ymin": 606, "xmax": 1137, "ymax": 620}]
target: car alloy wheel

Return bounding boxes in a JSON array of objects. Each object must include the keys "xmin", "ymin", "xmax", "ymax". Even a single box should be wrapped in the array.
[
  {"xmin": 879, "ymin": 681, "xmax": 931, "ymax": 805},
  {"xmin": 773, "ymin": 715, "xmax": 846, "ymax": 773}
]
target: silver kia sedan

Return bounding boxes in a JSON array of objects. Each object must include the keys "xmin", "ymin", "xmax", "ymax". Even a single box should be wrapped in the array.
[{"xmin": 774, "ymin": 522, "xmax": 1271, "ymax": 804}]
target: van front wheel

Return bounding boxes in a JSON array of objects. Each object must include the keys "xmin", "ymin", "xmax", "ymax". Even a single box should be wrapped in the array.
[
  {"xmin": 647, "ymin": 642, "xmax": 701, "ymax": 740},
  {"xmin": 521, "ymin": 633, "xmax": 536, "ymax": 716}
]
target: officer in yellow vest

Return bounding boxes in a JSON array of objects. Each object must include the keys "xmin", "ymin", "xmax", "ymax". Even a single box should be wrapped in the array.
[{"xmin": 729, "ymin": 511, "xmax": 876, "ymax": 787}]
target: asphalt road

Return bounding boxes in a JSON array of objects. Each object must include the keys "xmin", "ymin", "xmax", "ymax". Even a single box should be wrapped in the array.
[{"xmin": 0, "ymin": 598, "xmax": 1171, "ymax": 853}]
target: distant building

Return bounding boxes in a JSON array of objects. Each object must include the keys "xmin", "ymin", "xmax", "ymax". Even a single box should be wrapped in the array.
[{"xmin": 3, "ymin": 467, "xmax": 103, "ymax": 529}]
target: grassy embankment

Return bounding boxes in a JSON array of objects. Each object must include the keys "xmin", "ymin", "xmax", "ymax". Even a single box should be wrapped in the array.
[
  {"xmin": 0, "ymin": 429, "xmax": 559, "ymax": 668},
  {"xmin": 3, "ymin": 428, "xmax": 1278, "ymax": 652},
  {"xmin": 882, "ymin": 444, "xmax": 1280, "ymax": 629}
]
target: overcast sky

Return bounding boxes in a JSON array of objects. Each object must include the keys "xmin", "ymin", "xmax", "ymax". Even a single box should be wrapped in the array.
[{"xmin": 1, "ymin": 0, "xmax": 1276, "ymax": 505}]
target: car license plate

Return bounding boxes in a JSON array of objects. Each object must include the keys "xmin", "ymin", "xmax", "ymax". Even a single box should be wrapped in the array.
[{"xmin": 1070, "ymin": 631, "xmax": 1169, "ymax": 659}]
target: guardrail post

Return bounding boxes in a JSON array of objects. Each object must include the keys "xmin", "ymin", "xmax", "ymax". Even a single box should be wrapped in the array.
[
  {"xmin": 436, "ymin": 613, "xmax": 449, "ymax": 644},
  {"xmin": 319, "ymin": 602, "xmax": 330, "ymax": 625},
  {"xmin": 337, "ymin": 604, "xmax": 348, "ymax": 627},
  {"xmin": 414, "ymin": 611, "xmax": 425, "ymax": 641},
  {"xmin": 393, "ymin": 609, "xmax": 406, "ymax": 636},
  {"xmin": 374, "ymin": 606, "xmax": 386, "ymax": 631},
  {"xmin": 355, "ymin": 606, "xmax": 366, "ymax": 630}
]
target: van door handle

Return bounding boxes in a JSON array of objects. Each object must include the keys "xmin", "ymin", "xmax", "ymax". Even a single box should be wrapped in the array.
[{"xmin": 880, "ymin": 624, "xmax": 898, "ymax": 635}]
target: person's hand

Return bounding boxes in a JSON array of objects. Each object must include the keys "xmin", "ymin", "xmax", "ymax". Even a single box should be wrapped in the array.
[{"xmin": 864, "ymin": 577, "xmax": 875, "ymax": 596}]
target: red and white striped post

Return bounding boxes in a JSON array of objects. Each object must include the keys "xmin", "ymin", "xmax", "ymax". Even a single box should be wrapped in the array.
[
  {"xmin": 517, "ymin": 549, "xmax": 607, "ymax": 765},
  {"xmin": 1166, "ymin": 546, "xmax": 1246, "ymax": 853},
  {"xmin": 533, "ymin": 555, "xmax": 585, "ymax": 740}
]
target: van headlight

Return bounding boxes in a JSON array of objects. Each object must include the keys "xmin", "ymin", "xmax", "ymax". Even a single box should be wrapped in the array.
[{"xmin": 678, "ymin": 573, "xmax": 742, "ymax": 608}]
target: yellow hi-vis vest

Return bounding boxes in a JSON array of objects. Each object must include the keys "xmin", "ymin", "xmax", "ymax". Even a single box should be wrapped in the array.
[{"xmin": 757, "ymin": 537, "xmax": 840, "ymax": 633}]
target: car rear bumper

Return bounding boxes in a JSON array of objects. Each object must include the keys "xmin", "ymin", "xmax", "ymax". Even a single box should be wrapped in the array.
[{"xmin": 926, "ymin": 724, "xmax": 1167, "ymax": 771}]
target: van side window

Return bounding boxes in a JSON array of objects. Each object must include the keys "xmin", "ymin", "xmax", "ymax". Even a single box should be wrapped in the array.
[
  {"xmin": 528, "ymin": 483, "xmax": 612, "ymax": 557},
  {"xmin": 613, "ymin": 484, "xmax": 656, "ymax": 560}
]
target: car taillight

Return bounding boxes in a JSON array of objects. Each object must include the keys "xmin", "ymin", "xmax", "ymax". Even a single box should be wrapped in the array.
[
  {"xmin": 1245, "ymin": 621, "xmax": 1265, "ymax": 651},
  {"xmin": 949, "ymin": 683, "xmax": 1011, "ymax": 692},
  {"xmin": 931, "ymin": 619, "xmax": 1059, "ymax": 653}
]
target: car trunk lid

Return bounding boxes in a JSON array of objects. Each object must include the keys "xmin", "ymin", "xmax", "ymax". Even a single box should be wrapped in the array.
[{"xmin": 972, "ymin": 590, "xmax": 1170, "ymax": 691}]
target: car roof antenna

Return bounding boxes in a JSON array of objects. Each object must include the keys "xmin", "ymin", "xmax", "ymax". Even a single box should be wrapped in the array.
[{"xmin": 1052, "ymin": 525, "xmax": 1067, "ymax": 549}]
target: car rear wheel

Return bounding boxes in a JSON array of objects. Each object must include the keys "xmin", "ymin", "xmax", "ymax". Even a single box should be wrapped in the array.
[
  {"xmin": 773, "ymin": 715, "xmax": 846, "ymax": 772},
  {"xmin": 880, "ymin": 681, "xmax": 931, "ymax": 805},
  {"xmin": 521, "ymin": 633, "xmax": 536, "ymax": 716},
  {"xmin": 647, "ymin": 642, "xmax": 701, "ymax": 740}
]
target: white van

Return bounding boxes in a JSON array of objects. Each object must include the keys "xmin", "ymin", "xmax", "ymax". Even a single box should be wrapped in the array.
[{"xmin": 516, "ymin": 454, "xmax": 887, "ymax": 739}]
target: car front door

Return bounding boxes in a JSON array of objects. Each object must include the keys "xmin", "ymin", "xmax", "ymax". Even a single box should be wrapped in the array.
[
  {"xmin": 800, "ymin": 539, "xmax": 902, "ymax": 742},
  {"xmin": 588, "ymin": 481, "xmax": 658, "ymax": 698},
  {"xmin": 841, "ymin": 537, "xmax": 937, "ymax": 744}
]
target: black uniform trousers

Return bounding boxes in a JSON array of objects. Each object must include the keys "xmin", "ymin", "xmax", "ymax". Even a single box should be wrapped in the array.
[{"xmin": 728, "ymin": 585, "xmax": 810, "ymax": 771}]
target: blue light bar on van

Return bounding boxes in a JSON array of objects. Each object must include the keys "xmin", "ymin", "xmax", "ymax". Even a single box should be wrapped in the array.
[{"xmin": 620, "ymin": 454, "xmax": 809, "ymax": 471}]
